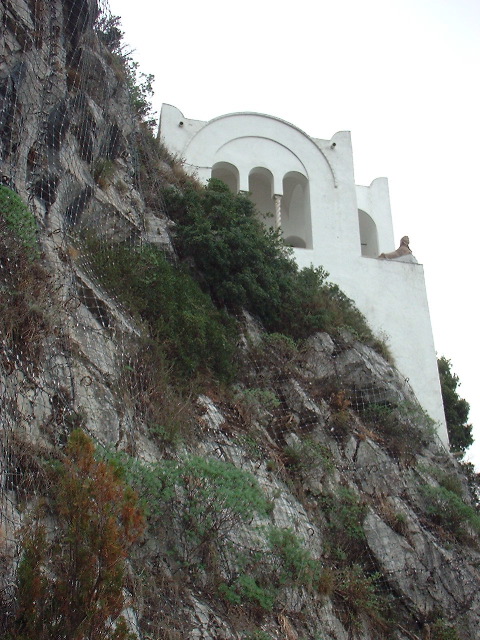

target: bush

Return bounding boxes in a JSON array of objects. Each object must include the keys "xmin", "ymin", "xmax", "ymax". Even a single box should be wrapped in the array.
[
  {"xmin": 119, "ymin": 339, "xmax": 194, "ymax": 444},
  {"xmin": 0, "ymin": 188, "xmax": 50, "ymax": 365},
  {"xmin": 92, "ymin": 157, "xmax": 116, "ymax": 188},
  {"xmin": 421, "ymin": 484, "xmax": 480, "ymax": 541},
  {"xmin": 438, "ymin": 356, "xmax": 473, "ymax": 454},
  {"xmin": 283, "ymin": 437, "xmax": 334, "ymax": 475},
  {"xmin": 426, "ymin": 467, "xmax": 464, "ymax": 498},
  {"xmin": 267, "ymin": 527, "xmax": 320, "ymax": 588},
  {"xmin": 96, "ymin": 15, "xmax": 156, "ymax": 128},
  {"xmin": 327, "ymin": 486, "xmax": 366, "ymax": 542},
  {"xmin": 163, "ymin": 179, "xmax": 381, "ymax": 347},
  {"xmin": 83, "ymin": 239, "xmax": 237, "ymax": 382},
  {"xmin": 219, "ymin": 574, "xmax": 275, "ymax": 611},
  {"xmin": 320, "ymin": 486, "xmax": 367, "ymax": 563},
  {"xmin": 243, "ymin": 632, "xmax": 273, "ymax": 640},
  {"xmin": 0, "ymin": 185, "xmax": 39, "ymax": 256},
  {"xmin": 167, "ymin": 456, "xmax": 269, "ymax": 544},
  {"xmin": 106, "ymin": 453, "xmax": 268, "ymax": 548},
  {"xmin": 7, "ymin": 431, "xmax": 144, "ymax": 640},
  {"xmin": 164, "ymin": 179, "xmax": 296, "ymax": 327}
]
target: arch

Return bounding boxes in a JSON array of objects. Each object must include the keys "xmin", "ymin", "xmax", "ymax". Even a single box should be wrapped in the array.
[
  {"xmin": 248, "ymin": 167, "xmax": 275, "ymax": 227},
  {"xmin": 183, "ymin": 111, "xmax": 337, "ymax": 187},
  {"xmin": 281, "ymin": 171, "xmax": 312, "ymax": 249},
  {"xmin": 284, "ymin": 236, "xmax": 307, "ymax": 248},
  {"xmin": 211, "ymin": 161, "xmax": 239, "ymax": 193},
  {"xmin": 358, "ymin": 209, "xmax": 379, "ymax": 257}
]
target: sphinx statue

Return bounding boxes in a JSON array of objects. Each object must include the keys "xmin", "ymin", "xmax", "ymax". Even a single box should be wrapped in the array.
[{"xmin": 379, "ymin": 236, "xmax": 413, "ymax": 260}]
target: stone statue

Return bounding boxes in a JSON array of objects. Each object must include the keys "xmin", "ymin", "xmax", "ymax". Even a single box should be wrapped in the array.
[{"xmin": 379, "ymin": 236, "xmax": 412, "ymax": 260}]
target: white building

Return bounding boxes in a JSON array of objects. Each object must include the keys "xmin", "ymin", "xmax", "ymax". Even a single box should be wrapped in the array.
[{"xmin": 159, "ymin": 104, "xmax": 448, "ymax": 447}]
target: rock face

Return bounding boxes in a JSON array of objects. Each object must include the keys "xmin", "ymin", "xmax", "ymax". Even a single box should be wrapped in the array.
[{"xmin": 1, "ymin": 3, "xmax": 479, "ymax": 640}]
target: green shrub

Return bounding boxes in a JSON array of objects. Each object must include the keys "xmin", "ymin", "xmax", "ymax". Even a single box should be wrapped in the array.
[
  {"xmin": 425, "ymin": 467, "xmax": 464, "ymax": 498},
  {"xmin": 243, "ymin": 632, "xmax": 273, "ymax": 640},
  {"xmin": 421, "ymin": 484, "xmax": 480, "ymax": 540},
  {"xmin": 106, "ymin": 453, "xmax": 268, "ymax": 547},
  {"xmin": 92, "ymin": 157, "xmax": 116, "ymax": 188},
  {"xmin": 164, "ymin": 178, "xmax": 299, "ymax": 332},
  {"xmin": 0, "ymin": 189, "xmax": 50, "ymax": 364},
  {"xmin": 438, "ymin": 356, "xmax": 473, "ymax": 454},
  {"xmin": 234, "ymin": 387, "xmax": 281, "ymax": 428},
  {"xmin": 284, "ymin": 437, "xmax": 334, "ymax": 475},
  {"xmin": 219, "ymin": 574, "xmax": 275, "ymax": 611},
  {"xmin": 327, "ymin": 487, "xmax": 366, "ymax": 541},
  {"xmin": 0, "ymin": 185, "xmax": 39, "ymax": 256},
  {"xmin": 169, "ymin": 456, "xmax": 269, "ymax": 544},
  {"xmin": 83, "ymin": 239, "xmax": 237, "ymax": 382},
  {"xmin": 267, "ymin": 527, "xmax": 320, "ymax": 588},
  {"xmin": 163, "ymin": 179, "xmax": 381, "ymax": 348},
  {"xmin": 320, "ymin": 487, "xmax": 367, "ymax": 562},
  {"xmin": 218, "ymin": 527, "xmax": 327, "ymax": 612},
  {"xmin": 238, "ymin": 387, "xmax": 280, "ymax": 411}
]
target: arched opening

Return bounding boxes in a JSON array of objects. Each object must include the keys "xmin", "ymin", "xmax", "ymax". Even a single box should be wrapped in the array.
[
  {"xmin": 248, "ymin": 167, "xmax": 275, "ymax": 228},
  {"xmin": 282, "ymin": 172, "xmax": 312, "ymax": 249},
  {"xmin": 284, "ymin": 235, "xmax": 307, "ymax": 248},
  {"xmin": 358, "ymin": 210, "xmax": 379, "ymax": 257},
  {"xmin": 211, "ymin": 162, "xmax": 239, "ymax": 193}
]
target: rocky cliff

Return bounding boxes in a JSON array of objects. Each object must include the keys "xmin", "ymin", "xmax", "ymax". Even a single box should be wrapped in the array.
[{"xmin": 1, "ymin": 2, "xmax": 479, "ymax": 640}]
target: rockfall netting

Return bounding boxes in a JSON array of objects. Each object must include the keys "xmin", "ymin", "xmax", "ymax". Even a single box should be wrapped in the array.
[
  {"xmin": 1, "ymin": 0, "xmax": 168, "ymax": 623},
  {"xmin": 1, "ymin": 2, "xmax": 478, "ymax": 639}
]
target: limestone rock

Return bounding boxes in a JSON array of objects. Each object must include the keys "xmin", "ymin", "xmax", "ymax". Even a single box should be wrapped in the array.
[{"xmin": 1, "ymin": 4, "xmax": 478, "ymax": 640}]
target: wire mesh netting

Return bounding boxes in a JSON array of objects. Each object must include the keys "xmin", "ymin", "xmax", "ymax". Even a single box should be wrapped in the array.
[{"xmin": 1, "ymin": 1, "xmax": 478, "ymax": 639}]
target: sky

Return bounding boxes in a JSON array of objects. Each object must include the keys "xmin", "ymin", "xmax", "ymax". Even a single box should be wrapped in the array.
[{"xmin": 108, "ymin": 0, "xmax": 480, "ymax": 469}]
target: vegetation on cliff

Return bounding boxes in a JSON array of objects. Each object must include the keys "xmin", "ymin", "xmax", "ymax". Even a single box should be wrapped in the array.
[
  {"xmin": 438, "ymin": 356, "xmax": 473, "ymax": 454},
  {"xmin": 0, "ymin": 4, "xmax": 478, "ymax": 640},
  {"xmin": 3, "ymin": 431, "xmax": 144, "ymax": 640}
]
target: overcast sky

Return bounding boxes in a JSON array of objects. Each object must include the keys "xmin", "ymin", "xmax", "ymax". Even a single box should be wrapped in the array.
[{"xmin": 108, "ymin": 0, "xmax": 480, "ymax": 469}]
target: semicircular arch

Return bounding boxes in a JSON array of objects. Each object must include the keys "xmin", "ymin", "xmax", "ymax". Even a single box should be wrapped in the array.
[
  {"xmin": 211, "ymin": 161, "xmax": 239, "ymax": 193},
  {"xmin": 184, "ymin": 113, "xmax": 336, "ymax": 187},
  {"xmin": 282, "ymin": 171, "xmax": 312, "ymax": 249}
]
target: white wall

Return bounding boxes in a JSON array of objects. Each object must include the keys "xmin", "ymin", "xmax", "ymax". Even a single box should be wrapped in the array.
[
  {"xmin": 294, "ymin": 249, "xmax": 448, "ymax": 444},
  {"xmin": 159, "ymin": 104, "xmax": 449, "ymax": 447}
]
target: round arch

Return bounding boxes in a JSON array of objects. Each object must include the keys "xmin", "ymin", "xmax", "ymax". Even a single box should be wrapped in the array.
[
  {"xmin": 248, "ymin": 167, "xmax": 275, "ymax": 227},
  {"xmin": 358, "ymin": 209, "xmax": 379, "ymax": 257},
  {"xmin": 282, "ymin": 171, "xmax": 312, "ymax": 249},
  {"xmin": 211, "ymin": 161, "xmax": 239, "ymax": 193},
  {"xmin": 284, "ymin": 235, "xmax": 307, "ymax": 248},
  {"xmin": 181, "ymin": 112, "xmax": 337, "ymax": 188}
]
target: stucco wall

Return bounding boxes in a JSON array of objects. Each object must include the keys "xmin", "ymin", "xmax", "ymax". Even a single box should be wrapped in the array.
[
  {"xmin": 294, "ymin": 249, "xmax": 448, "ymax": 444},
  {"xmin": 159, "ymin": 104, "xmax": 448, "ymax": 447}
]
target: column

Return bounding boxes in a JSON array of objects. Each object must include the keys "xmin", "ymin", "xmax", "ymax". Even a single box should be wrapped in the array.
[{"xmin": 273, "ymin": 194, "xmax": 282, "ymax": 230}]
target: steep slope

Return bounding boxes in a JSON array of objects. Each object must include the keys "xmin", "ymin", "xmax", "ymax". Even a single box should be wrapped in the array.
[{"xmin": 1, "ymin": 2, "xmax": 479, "ymax": 640}]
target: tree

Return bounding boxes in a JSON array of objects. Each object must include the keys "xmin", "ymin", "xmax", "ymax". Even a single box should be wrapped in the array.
[
  {"xmin": 9, "ymin": 430, "xmax": 144, "ymax": 640},
  {"xmin": 438, "ymin": 356, "xmax": 473, "ymax": 454}
]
